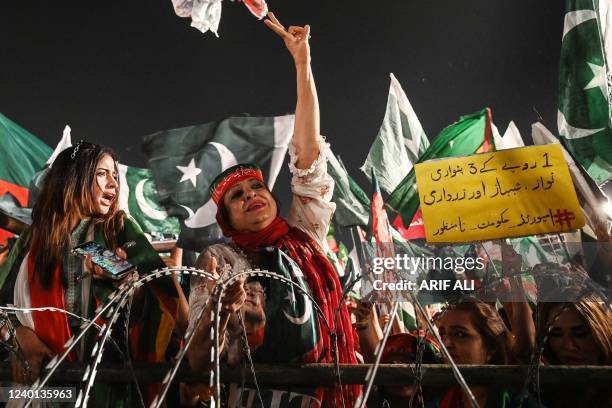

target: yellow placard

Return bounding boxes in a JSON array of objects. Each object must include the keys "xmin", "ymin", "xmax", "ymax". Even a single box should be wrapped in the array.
[{"xmin": 415, "ymin": 144, "xmax": 585, "ymax": 243}]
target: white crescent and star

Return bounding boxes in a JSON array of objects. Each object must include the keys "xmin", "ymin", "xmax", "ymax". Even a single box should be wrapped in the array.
[
  {"xmin": 282, "ymin": 291, "xmax": 313, "ymax": 326},
  {"xmin": 562, "ymin": 10, "xmax": 596, "ymax": 40},
  {"xmin": 558, "ymin": 110, "xmax": 604, "ymax": 140},
  {"xmin": 135, "ymin": 179, "xmax": 168, "ymax": 221},
  {"xmin": 584, "ymin": 61, "xmax": 607, "ymax": 96},
  {"xmin": 178, "ymin": 142, "xmax": 238, "ymax": 228},
  {"xmin": 176, "ymin": 158, "xmax": 202, "ymax": 188},
  {"xmin": 559, "ymin": 9, "xmax": 609, "ymax": 140}
]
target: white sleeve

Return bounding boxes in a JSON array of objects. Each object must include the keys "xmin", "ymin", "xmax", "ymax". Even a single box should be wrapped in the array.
[{"xmin": 287, "ymin": 137, "xmax": 336, "ymax": 248}]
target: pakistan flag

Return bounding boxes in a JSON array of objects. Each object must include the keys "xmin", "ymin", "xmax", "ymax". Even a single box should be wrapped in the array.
[
  {"xmin": 142, "ymin": 115, "xmax": 294, "ymax": 251},
  {"xmin": 117, "ymin": 164, "xmax": 180, "ymax": 236},
  {"xmin": 361, "ymin": 73, "xmax": 430, "ymax": 194},
  {"xmin": 558, "ymin": 0, "xmax": 612, "ymax": 185}
]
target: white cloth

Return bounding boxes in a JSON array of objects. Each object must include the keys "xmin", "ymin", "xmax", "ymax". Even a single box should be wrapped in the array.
[{"xmin": 13, "ymin": 226, "xmax": 94, "ymax": 336}]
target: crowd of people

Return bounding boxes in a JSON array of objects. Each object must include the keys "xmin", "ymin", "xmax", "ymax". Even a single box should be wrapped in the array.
[{"xmin": 0, "ymin": 12, "xmax": 610, "ymax": 408}]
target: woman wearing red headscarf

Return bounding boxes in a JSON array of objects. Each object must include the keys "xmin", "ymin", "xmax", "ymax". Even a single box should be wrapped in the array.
[{"xmin": 186, "ymin": 12, "xmax": 360, "ymax": 408}]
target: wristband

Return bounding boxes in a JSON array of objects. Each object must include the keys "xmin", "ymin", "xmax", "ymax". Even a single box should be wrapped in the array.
[{"xmin": 354, "ymin": 320, "xmax": 369, "ymax": 330}]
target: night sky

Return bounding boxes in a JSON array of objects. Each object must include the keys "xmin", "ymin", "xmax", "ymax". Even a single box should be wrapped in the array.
[{"xmin": 0, "ymin": 1, "xmax": 564, "ymax": 203}]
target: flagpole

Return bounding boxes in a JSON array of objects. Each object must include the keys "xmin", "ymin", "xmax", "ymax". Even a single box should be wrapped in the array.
[
  {"xmin": 349, "ymin": 226, "xmax": 367, "ymax": 289},
  {"xmin": 544, "ymin": 235, "xmax": 561, "ymax": 264},
  {"xmin": 356, "ymin": 301, "xmax": 399, "ymax": 408},
  {"xmin": 402, "ymin": 245, "xmax": 479, "ymax": 407},
  {"xmin": 556, "ymin": 233, "xmax": 574, "ymax": 263}
]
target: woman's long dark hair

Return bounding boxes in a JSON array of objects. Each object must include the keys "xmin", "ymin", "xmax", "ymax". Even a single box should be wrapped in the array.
[
  {"xmin": 452, "ymin": 299, "xmax": 517, "ymax": 364},
  {"xmin": 29, "ymin": 142, "xmax": 125, "ymax": 288},
  {"xmin": 538, "ymin": 291, "xmax": 612, "ymax": 365}
]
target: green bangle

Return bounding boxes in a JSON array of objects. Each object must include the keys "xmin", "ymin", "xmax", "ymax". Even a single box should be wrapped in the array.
[{"xmin": 354, "ymin": 320, "xmax": 369, "ymax": 330}]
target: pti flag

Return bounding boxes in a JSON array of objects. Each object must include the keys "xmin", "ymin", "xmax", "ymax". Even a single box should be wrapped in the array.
[
  {"xmin": 367, "ymin": 169, "xmax": 392, "ymax": 245},
  {"xmin": 361, "ymin": 73, "xmax": 430, "ymax": 194},
  {"xmin": 0, "ymin": 113, "xmax": 51, "ymax": 243},
  {"xmin": 558, "ymin": 0, "xmax": 612, "ymax": 185},
  {"xmin": 387, "ymin": 108, "xmax": 494, "ymax": 227},
  {"xmin": 142, "ymin": 115, "xmax": 294, "ymax": 251}
]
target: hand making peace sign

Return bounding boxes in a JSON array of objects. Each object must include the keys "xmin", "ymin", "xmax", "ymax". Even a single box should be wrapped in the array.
[{"xmin": 264, "ymin": 12, "xmax": 311, "ymax": 66}]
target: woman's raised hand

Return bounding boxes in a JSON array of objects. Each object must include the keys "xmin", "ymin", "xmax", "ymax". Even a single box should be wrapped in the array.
[{"xmin": 264, "ymin": 12, "xmax": 311, "ymax": 66}]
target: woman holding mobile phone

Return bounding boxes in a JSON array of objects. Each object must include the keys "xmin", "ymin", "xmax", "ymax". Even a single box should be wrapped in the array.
[{"xmin": 0, "ymin": 141, "xmax": 187, "ymax": 406}]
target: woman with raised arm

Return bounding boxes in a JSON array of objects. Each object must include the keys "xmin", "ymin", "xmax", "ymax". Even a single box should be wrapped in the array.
[
  {"xmin": 187, "ymin": 12, "xmax": 361, "ymax": 408},
  {"xmin": 0, "ymin": 142, "xmax": 186, "ymax": 407}
]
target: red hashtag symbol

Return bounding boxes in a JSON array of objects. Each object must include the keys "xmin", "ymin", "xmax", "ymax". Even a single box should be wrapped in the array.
[{"xmin": 553, "ymin": 209, "xmax": 575, "ymax": 227}]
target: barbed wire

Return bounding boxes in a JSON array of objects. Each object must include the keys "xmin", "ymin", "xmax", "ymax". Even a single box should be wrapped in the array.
[
  {"xmin": 5, "ymin": 250, "xmax": 609, "ymax": 408},
  {"xmin": 1, "ymin": 304, "xmax": 138, "ymax": 407},
  {"xmin": 210, "ymin": 268, "xmax": 332, "ymax": 408},
  {"xmin": 77, "ymin": 279, "xmax": 136, "ymax": 407}
]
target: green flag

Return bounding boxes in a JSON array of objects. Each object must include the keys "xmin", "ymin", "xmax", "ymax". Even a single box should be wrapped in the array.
[
  {"xmin": 0, "ymin": 113, "xmax": 51, "ymax": 243},
  {"xmin": 326, "ymin": 149, "xmax": 370, "ymax": 227},
  {"xmin": 511, "ymin": 236, "xmax": 555, "ymax": 266},
  {"xmin": 361, "ymin": 73, "xmax": 430, "ymax": 193},
  {"xmin": 386, "ymin": 108, "xmax": 493, "ymax": 226},
  {"xmin": 224, "ymin": 247, "xmax": 321, "ymax": 407},
  {"xmin": 142, "ymin": 115, "xmax": 294, "ymax": 251},
  {"xmin": 558, "ymin": 0, "xmax": 612, "ymax": 185},
  {"xmin": 0, "ymin": 113, "xmax": 51, "ymax": 202},
  {"xmin": 117, "ymin": 164, "xmax": 180, "ymax": 236}
]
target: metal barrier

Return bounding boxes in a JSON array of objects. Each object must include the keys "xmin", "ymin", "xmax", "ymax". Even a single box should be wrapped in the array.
[{"xmin": 0, "ymin": 363, "xmax": 609, "ymax": 386}]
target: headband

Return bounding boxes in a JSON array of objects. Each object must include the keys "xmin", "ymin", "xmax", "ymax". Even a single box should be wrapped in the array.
[{"xmin": 209, "ymin": 163, "xmax": 264, "ymax": 205}]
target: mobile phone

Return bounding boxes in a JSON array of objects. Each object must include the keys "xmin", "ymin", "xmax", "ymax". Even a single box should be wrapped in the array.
[{"xmin": 73, "ymin": 241, "xmax": 135, "ymax": 280}]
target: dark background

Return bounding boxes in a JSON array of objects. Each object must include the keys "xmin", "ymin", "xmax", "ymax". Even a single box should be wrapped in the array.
[{"xmin": 0, "ymin": 1, "xmax": 564, "ymax": 202}]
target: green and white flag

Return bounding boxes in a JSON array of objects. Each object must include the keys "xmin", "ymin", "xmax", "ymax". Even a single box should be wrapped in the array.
[
  {"xmin": 142, "ymin": 115, "xmax": 294, "ymax": 251},
  {"xmin": 361, "ymin": 73, "xmax": 429, "ymax": 194},
  {"xmin": 117, "ymin": 164, "xmax": 180, "ymax": 236},
  {"xmin": 326, "ymin": 149, "xmax": 370, "ymax": 227},
  {"xmin": 511, "ymin": 236, "xmax": 555, "ymax": 266},
  {"xmin": 387, "ymin": 108, "xmax": 493, "ymax": 227},
  {"xmin": 532, "ymin": 121, "xmax": 611, "ymax": 230},
  {"xmin": 558, "ymin": 0, "xmax": 612, "ymax": 185}
]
